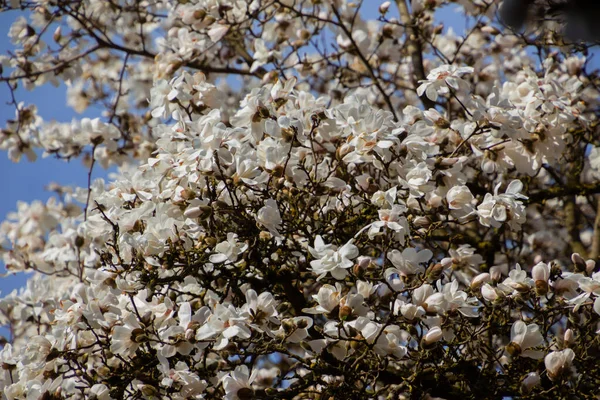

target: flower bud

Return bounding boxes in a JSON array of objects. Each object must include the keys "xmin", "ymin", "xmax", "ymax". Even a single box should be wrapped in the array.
[
  {"xmin": 489, "ymin": 266, "xmax": 502, "ymax": 282},
  {"xmin": 505, "ymin": 341, "xmax": 522, "ymax": 356},
  {"xmin": 131, "ymin": 328, "xmax": 149, "ymax": 343},
  {"xmin": 470, "ymin": 272, "xmax": 491, "ymax": 290},
  {"xmin": 534, "ymin": 280, "xmax": 548, "ymax": 296},
  {"xmin": 413, "ymin": 216, "xmax": 430, "ymax": 227},
  {"xmin": 140, "ymin": 385, "xmax": 159, "ymax": 396},
  {"xmin": 425, "ymin": 263, "xmax": 444, "ymax": 282},
  {"xmin": 571, "ymin": 253, "xmax": 586, "ymax": 272},
  {"xmin": 532, "ymin": 262, "xmax": 550, "ymax": 281},
  {"xmin": 586, "ymin": 259, "xmax": 596, "ymax": 275},
  {"xmin": 53, "ymin": 26, "xmax": 62, "ymax": 42},
  {"xmin": 564, "ymin": 328, "xmax": 574, "ymax": 346},
  {"xmin": 282, "ymin": 320, "xmax": 295, "ymax": 333},
  {"xmin": 481, "ymin": 283, "xmax": 502, "ymax": 303},
  {"xmin": 379, "ymin": 1, "xmax": 391, "ymax": 13},
  {"xmin": 295, "ymin": 318, "xmax": 309, "ymax": 329},
  {"xmin": 521, "ymin": 372, "xmax": 541, "ymax": 393},
  {"xmin": 545, "ymin": 349, "xmax": 575, "ymax": 381},
  {"xmin": 422, "ymin": 326, "xmax": 443, "ymax": 347}
]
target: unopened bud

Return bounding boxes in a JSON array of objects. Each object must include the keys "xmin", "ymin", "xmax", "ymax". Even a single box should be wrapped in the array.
[
  {"xmin": 572, "ymin": 253, "xmax": 586, "ymax": 272},
  {"xmin": 481, "ymin": 283, "xmax": 503, "ymax": 303},
  {"xmin": 564, "ymin": 329, "xmax": 574, "ymax": 346},
  {"xmin": 425, "ymin": 263, "xmax": 444, "ymax": 281},
  {"xmin": 413, "ymin": 216, "xmax": 430, "ymax": 227},
  {"xmin": 532, "ymin": 262, "xmax": 550, "ymax": 282},
  {"xmin": 282, "ymin": 320, "xmax": 295, "ymax": 333},
  {"xmin": 295, "ymin": 318, "xmax": 309, "ymax": 329},
  {"xmin": 521, "ymin": 372, "xmax": 541, "ymax": 393},
  {"xmin": 184, "ymin": 204, "xmax": 213, "ymax": 220},
  {"xmin": 489, "ymin": 266, "xmax": 502, "ymax": 282},
  {"xmin": 535, "ymin": 280, "xmax": 549, "ymax": 296},
  {"xmin": 422, "ymin": 326, "xmax": 443, "ymax": 348},
  {"xmin": 140, "ymin": 385, "xmax": 159, "ymax": 396},
  {"xmin": 131, "ymin": 328, "xmax": 149, "ymax": 343},
  {"xmin": 74, "ymin": 235, "xmax": 85, "ymax": 248},
  {"xmin": 470, "ymin": 272, "xmax": 491, "ymax": 290},
  {"xmin": 382, "ymin": 24, "xmax": 395, "ymax": 38},
  {"xmin": 586, "ymin": 259, "xmax": 596, "ymax": 275},
  {"xmin": 379, "ymin": 1, "xmax": 391, "ymax": 14},
  {"xmin": 193, "ymin": 9, "xmax": 207, "ymax": 20},
  {"xmin": 53, "ymin": 27, "xmax": 62, "ymax": 42}
]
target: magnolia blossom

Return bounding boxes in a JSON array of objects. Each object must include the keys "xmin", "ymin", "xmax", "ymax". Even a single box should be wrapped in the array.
[
  {"xmin": 111, "ymin": 312, "xmax": 146, "ymax": 358},
  {"xmin": 256, "ymin": 198, "xmax": 283, "ymax": 237},
  {"xmin": 507, "ymin": 321, "xmax": 544, "ymax": 359},
  {"xmin": 210, "ymin": 233, "xmax": 249, "ymax": 264},
  {"xmin": 302, "ymin": 284, "xmax": 342, "ymax": 314},
  {"xmin": 446, "ymin": 185, "xmax": 474, "ymax": 212},
  {"xmin": 545, "ymin": 349, "xmax": 576, "ymax": 380},
  {"xmin": 222, "ymin": 365, "xmax": 258, "ymax": 400},
  {"xmin": 309, "ymin": 236, "xmax": 359, "ymax": 280},
  {"xmin": 416, "ymin": 65, "xmax": 474, "ymax": 102},
  {"xmin": 477, "ymin": 180, "xmax": 528, "ymax": 229},
  {"xmin": 387, "ymin": 247, "xmax": 433, "ymax": 276}
]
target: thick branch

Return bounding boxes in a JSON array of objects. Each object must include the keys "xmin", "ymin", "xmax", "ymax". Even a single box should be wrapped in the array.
[
  {"xmin": 395, "ymin": 0, "xmax": 436, "ymax": 109},
  {"xmin": 589, "ymin": 197, "xmax": 600, "ymax": 260},
  {"xmin": 526, "ymin": 182, "xmax": 600, "ymax": 204}
]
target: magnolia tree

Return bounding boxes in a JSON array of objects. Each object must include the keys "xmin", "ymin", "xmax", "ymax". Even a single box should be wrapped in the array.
[{"xmin": 1, "ymin": 0, "xmax": 600, "ymax": 398}]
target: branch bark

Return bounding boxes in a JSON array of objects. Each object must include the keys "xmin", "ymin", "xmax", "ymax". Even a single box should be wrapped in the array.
[
  {"xmin": 589, "ymin": 197, "xmax": 600, "ymax": 260},
  {"xmin": 396, "ymin": 0, "xmax": 436, "ymax": 110}
]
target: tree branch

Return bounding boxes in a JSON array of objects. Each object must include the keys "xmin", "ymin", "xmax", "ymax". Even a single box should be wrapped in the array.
[{"xmin": 395, "ymin": 0, "xmax": 436, "ymax": 109}]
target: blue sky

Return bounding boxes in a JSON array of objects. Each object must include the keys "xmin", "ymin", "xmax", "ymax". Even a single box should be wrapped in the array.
[{"xmin": 0, "ymin": 12, "xmax": 115, "ymax": 300}]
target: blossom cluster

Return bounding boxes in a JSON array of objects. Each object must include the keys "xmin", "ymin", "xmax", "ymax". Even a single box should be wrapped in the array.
[{"xmin": 0, "ymin": 0, "xmax": 600, "ymax": 399}]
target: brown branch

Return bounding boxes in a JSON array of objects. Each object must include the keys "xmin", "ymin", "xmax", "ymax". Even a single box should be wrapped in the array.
[
  {"xmin": 589, "ymin": 197, "xmax": 600, "ymax": 260},
  {"xmin": 395, "ymin": 0, "xmax": 436, "ymax": 110},
  {"xmin": 564, "ymin": 194, "xmax": 587, "ymax": 257},
  {"xmin": 526, "ymin": 182, "xmax": 600, "ymax": 204}
]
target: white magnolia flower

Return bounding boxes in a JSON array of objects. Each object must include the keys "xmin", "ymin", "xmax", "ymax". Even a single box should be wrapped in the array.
[
  {"xmin": 302, "ymin": 284, "xmax": 342, "ymax": 314},
  {"xmin": 309, "ymin": 236, "xmax": 359, "ymax": 280},
  {"xmin": 222, "ymin": 365, "xmax": 257, "ymax": 400},
  {"xmin": 111, "ymin": 312, "xmax": 145, "ymax": 358},
  {"xmin": 446, "ymin": 185, "xmax": 474, "ymax": 211},
  {"xmin": 507, "ymin": 321, "xmax": 544, "ymax": 359},
  {"xmin": 387, "ymin": 247, "xmax": 433, "ymax": 276},
  {"xmin": 545, "ymin": 348, "xmax": 576, "ymax": 381},
  {"xmin": 210, "ymin": 233, "xmax": 249, "ymax": 264},
  {"xmin": 417, "ymin": 64, "xmax": 474, "ymax": 102},
  {"xmin": 256, "ymin": 198, "xmax": 283, "ymax": 237},
  {"xmin": 477, "ymin": 180, "xmax": 528, "ymax": 230}
]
